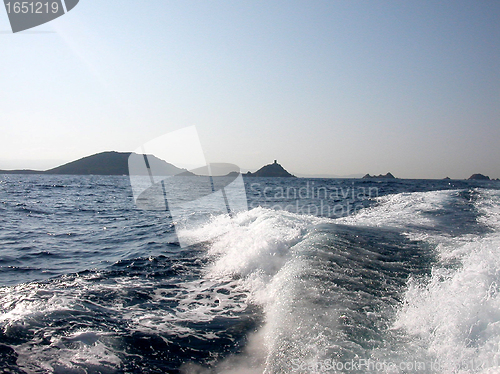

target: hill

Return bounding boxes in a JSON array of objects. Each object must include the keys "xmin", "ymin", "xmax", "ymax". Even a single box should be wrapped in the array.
[
  {"xmin": 0, "ymin": 152, "xmax": 193, "ymax": 176},
  {"xmin": 245, "ymin": 160, "xmax": 296, "ymax": 178},
  {"xmin": 46, "ymin": 151, "xmax": 192, "ymax": 176}
]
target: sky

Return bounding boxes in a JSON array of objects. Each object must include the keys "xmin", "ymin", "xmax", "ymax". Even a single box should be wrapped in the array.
[{"xmin": 0, "ymin": 0, "xmax": 499, "ymax": 179}]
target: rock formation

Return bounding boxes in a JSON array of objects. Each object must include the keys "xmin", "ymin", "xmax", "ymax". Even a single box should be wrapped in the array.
[
  {"xmin": 245, "ymin": 160, "xmax": 296, "ymax": 178},
  {"xmin": 362, "ymin": 172, "xmax": 396, "ymax": 179}
]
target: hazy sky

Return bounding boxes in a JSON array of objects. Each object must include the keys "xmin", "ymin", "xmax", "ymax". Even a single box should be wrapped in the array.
[{"xmin": 1, "ymin": 1, "xmax": 499, "ymax": 178}]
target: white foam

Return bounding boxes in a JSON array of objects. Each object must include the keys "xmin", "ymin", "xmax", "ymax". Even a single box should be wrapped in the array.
[
  {"xmin": 475, "ymin": 189, "xmax": 500, "ymax": 230},
  {"xmin": 205, "ymin": 208, "xmax": 324, "ymax": 278},
  {"xmin": 0, "ymin": 281, "xmax": 79, "ymax": 324},
  {"xmin": 185, "ymin": 207, "xmax": 415, "ymax": 372},
  {"xmin": 393, "ymin": 189, "xmax": 500, "ymax": 373},
  {"xmin": 338, "ymin": 189, "xmax": 456, "ymax": 229},
  {"xmin": 15, "ymin": 331, "xmax": 122, "ymax": 373},
  {"xmin": 174, "ymin": 208, "xmax": 339, "ymax": 372}
]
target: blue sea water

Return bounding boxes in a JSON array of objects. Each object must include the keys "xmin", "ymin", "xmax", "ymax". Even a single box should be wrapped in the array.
[{"xmin": 1, "ymin": 175, "xmax": 500, "ymax": 373}]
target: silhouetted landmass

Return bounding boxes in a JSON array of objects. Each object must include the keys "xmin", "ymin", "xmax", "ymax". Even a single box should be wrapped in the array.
[
  {"xmin": 362, "ymin": 172, "xmax": 396, "ymax": 179},
  {"xmin": 245, "ymin": 160, "xmax": 296, "ymax": 178},
  {"xmin": 3, "ymin": 155, "xmax": 496, "ymax": 180},
  {"xmin": 468, "ymin": 173, "xmax": 490, "ymax": 180},
  {"xmin": 46, "ymin": 152, "xmax": 131, "ymax": 175},
  {"xmin": 443, "ymin": 177, "xmax": 451, "ymax": 180},
  {"xmin": 0, "ymin": 151, "xmax": 194, "ymax": 176}
]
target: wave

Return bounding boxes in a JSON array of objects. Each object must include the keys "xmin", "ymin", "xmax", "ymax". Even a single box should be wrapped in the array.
[
  {"xmin": 179, "ymin": 209, "xmax": 432, "ymax": 372},
  {"xmin": 393, "ymin": 189, "xmax": 500, "ymax": 374},
  {"xmin": 181, "ymin": 188, "xmax": 500, "ymax": 373}
]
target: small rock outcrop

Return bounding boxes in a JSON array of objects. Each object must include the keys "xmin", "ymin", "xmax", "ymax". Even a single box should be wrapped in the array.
[
  {"xmin": 362, "ymin": 172, "xmax": 396, "ymax": 179},
  {"xmin": 245, "ymin": 160, "xmax": 296, "ymax": 178}
]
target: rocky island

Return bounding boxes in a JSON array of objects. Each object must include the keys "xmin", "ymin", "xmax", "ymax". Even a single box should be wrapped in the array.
[
  {"xmin": 468, "ymin": 173, "xmax": 490, "ymax": 180},
  {"xmin": 362, "ymin": 172, "xmax": 396, "ymax": 179},
  {"xmin": 245, "ymin": 160, "xmax": 296, "ymax": 178}
]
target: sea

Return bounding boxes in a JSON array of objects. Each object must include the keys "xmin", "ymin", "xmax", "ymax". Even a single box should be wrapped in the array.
[{"xmin": 1, "ymin": 174, "xmax": 500, "ymax": 374}]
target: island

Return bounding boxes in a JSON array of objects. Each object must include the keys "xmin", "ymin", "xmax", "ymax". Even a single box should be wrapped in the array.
[
  {"xmin": 245, "ymin": 160, "xmax": 296, "ymax": 178},
  {"xmin": 362, "ymin": 172, "xmax": 396, "ymax": 179},
  {"xmin": 0, "ymin": 151, "xmax": 193, "ymax": 176},
  {"xmin": 468, "ymin": 173, "xmax": 490, "ymax": 180}
]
